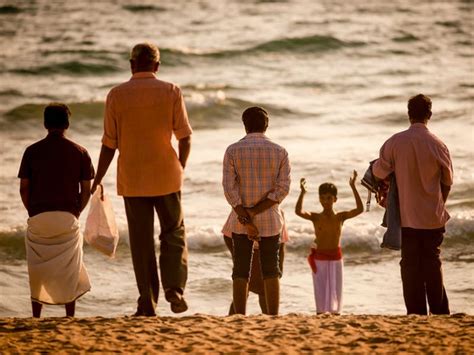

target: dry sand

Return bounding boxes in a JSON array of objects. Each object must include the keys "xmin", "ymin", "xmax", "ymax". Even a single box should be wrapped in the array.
[{"xmin": 1, "ymin": 313, "xmax": 473, "ymax": 354}]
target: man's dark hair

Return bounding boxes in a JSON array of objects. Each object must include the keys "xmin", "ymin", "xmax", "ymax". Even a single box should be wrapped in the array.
[
  {"xmin": 242, "ymin": 106, "xmax": 269, "ymax": 133},
  {"xmin": 319, "ymin": 183, "xmax": 337, "ymax": 197},
  {"xmin": 44, "ymin": 103, "xmax": 70, "ymax": 130},
  {"xmin": 408, "ymin": 94, "xmax": 432, "ymax": 122}
]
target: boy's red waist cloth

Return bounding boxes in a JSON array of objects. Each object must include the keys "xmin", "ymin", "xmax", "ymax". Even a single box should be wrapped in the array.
[{"xmin": 307, "ymin": 247, "xmax": 343, "ymax": 274}]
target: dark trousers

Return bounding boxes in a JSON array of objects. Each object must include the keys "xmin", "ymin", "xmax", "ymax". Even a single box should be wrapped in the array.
[
  {"xmin": 224, "ymin": 236, "xmax": 285, "ymax": 294},
  {"xmin": 124, "ymin": 192, "xmax": 187, "ymax": 315},
  {"xmin": 232, "ymin": 234, "xmax": 281, "ymax": 280},
  {"xmin": 400, "ymin": 227, "xmax": 449, "ymax": 315}
]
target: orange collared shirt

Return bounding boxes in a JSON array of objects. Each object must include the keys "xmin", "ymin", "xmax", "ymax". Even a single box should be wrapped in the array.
[{"xmin": 102, "ymin": 72, "xmax": 192, "ymax": 196}]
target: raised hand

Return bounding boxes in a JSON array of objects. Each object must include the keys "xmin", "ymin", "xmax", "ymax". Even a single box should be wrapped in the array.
[
  {"xmin": 349, "ymin": 170, "xmax": 357, "ymax": 187},
  {"xmin": 300, "ymin": 178, "xmax": 307, "ymax": 193}
]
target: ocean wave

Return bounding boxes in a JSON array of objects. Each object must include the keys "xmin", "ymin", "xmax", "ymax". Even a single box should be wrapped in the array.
[
  {"xmin": 5, "ymin": 34, "xmax": 362, "ymax": 75},
  {"xmin": 40, "ymin": 48, "xmax": 124, "ymax": 60},
  {"xmin": 4, "ymin": 102, "xmax": 105, "ymax": 121},
  {"xmin": 0, "ymin": 5, "xmax": 22, "ymax": 14},
  {"xmin": 10, "ymin": 61, "xmax": 122, "ymax": 76},
  {"xmin": 434, "ymin": 108, "xmax": 471, "ymax": 121},
  {"xmin": 363, "ymin": 112, "xmax": 405, "ymax": 124},
  {"xmin": 436, "ymin": 20, "xmax": 461, "ymax": 29},
  {"xmin": 159, "ymin": 34, "xmax": 365, "ymax": 61},
  {"xmin": 0, "ymin": 228, "xmax": 25, "ymax": 261},
  {"xmin": 0, "ymin": 89, "xmax": 22, "ymax": 97},
  {"xmin": 368, "ymin": 94, "xmax": 404, "ymax": 103},
  {"xmin": 3, "ymin": 94, "xmax": 298, "ymax": 129},
  {"xmin": 392, "ymin": 33, "xmax": 419, "ymax": 43},
  {"xmin": 123, "ymin": 5, "xmax": 167, "ymax": 12},
  {"xmin": 1, "ymin": 215, "xmax": 472, "ymax": 262},
  {"xmin": 249, "ymin": 34, "xmax": 363, "ymax": 53}
]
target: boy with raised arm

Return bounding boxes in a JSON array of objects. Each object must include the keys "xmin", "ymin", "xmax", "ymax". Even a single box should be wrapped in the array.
[{"xmin": 295, "ymin": 171, "xmax": 363, "ymax": 314}]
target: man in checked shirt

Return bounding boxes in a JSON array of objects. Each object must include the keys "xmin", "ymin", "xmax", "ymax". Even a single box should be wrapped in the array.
[{"xmin": 222, "ymin": 106, "xmax": 291, "ymax": 315}]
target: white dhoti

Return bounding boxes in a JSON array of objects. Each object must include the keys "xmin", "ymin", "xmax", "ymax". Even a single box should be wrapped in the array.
[
  {"xmin": 310, "ymin": 254, "xmax": 343, "ymax": 314},
  {"xmin": 26, "ymin": 211, "xmax": 91, "ymax": 304}
]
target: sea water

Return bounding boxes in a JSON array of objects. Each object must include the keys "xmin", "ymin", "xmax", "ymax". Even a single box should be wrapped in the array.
[{"xmin": 0, "ymin": 0, "xmax": 472, "ymax": 317}]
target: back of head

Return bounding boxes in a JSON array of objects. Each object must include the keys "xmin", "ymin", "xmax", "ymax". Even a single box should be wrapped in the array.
[
  {"xmin": 44, "ymin": 103, "xmax": 70, "ymax": 130},
  {"xmin": 242, "ymin": 106, "xmax": 269, "ymax": 133},
  {"xmin": 408, "ymin": 94, "xmax": 432, "ymax": 122},
  {"xmin": 319, "ymin": 183, "xmax": 337, "ymax": 197},
  {"xmin": 130, "ymin": 42, "xmax": 160, "ymax": 68}
]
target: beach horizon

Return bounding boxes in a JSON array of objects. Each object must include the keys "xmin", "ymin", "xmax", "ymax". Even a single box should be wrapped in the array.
[{"xmin": 1, "ymin": 313, "xmax": 473, "ymax": 353}]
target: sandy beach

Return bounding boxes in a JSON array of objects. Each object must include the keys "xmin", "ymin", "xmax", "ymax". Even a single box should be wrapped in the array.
[{"xmin": 1, "ymin": 313, "xmax": 472, "ymax": 353}]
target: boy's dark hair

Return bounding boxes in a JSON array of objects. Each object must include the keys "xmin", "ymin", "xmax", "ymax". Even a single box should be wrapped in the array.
[
  {"xmin": 242, "ymin": 106, "xmax": 269, "ymax": 133},
  {"xmin": 319, "ymin": 182, "xmax": 337, "ymax": 197},
  {"xmin": 408, "ymin": 94, "xmax": 432, "ymax": 122},
  {"xmin": 44, "ymin": 103, "xmax": 70, "ymax": 130}
]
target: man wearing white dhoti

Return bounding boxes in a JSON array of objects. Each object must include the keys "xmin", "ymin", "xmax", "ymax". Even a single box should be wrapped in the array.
[
  {"xmin": 18, "ymin": 103, "xmax": 95, "ymax": 317},
  {"xmin": 295, "ymin": 171, "xmax": 363, "ymax": 314}
]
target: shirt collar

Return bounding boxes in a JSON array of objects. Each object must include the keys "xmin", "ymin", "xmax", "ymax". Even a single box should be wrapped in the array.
[
  {"xmin": 409, "ymin": 122, "xmax": 428, "ymax": 130},
  {"xmin": 244, "ymin": 132, "xmax": 267, "ymax": 139},
  {"xmin": 131, "ymin": 72, "xmax": 156, "ymax": 80},
  {"xmin": 47, "ymin": 130, "xmax": 65, "ymax": 138}
]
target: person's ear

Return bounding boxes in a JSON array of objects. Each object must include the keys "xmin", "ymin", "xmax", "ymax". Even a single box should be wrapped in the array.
[
  {"xmin": 427, "ymin": 111, "xmax": 432, "ymax": 120},
  {"xmin": 129, "ymin": 59, "xmax": 135, "ymax": 73},
  {"xmin": 154, "ymin": 61, "xmax": 160, "ymax": 73}
]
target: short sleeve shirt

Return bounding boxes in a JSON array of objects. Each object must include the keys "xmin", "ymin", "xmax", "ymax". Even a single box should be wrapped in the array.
[
  {"xmin": 18, "ymin": 133, "xmax": 95, "ymax": 217},
  {"xmin": 102, "ymin": 72, "xmax": 193, "ymax": 196},
  {"xmin": 372, "ymin": 123, "xmax": 453, "ymax": 229}
]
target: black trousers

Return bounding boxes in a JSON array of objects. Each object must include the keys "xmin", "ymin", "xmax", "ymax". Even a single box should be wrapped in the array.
[
  {"xmin": 400, "ymin": 227, "xmax": 449, "ymax": 315},
  {"xmin": 232, "ymin": 234, "xmax": 281, "ymax": 280},
  {"xmin": 124, "ymin": 192, "xmax": 187, "ymax": 315}
]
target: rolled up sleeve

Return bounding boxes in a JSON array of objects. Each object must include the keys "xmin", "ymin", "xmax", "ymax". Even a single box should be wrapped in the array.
[
  {"xmin": 223, "ymin": 148, "xmax": 242, "ymax": 208},
  {"xmin": 173, "ymin": 87, "xmax": 193, "ymax": 140},
  {"xmin": 267, "ymin": 149, "xmax": 291, "ymax": 203},
  {"xmin": 372, "ymin": 140, "xmax": 394, "ymax": 180},
  {"xmin": 102, "ymin": 91, "xmax": 118, "ymax": 149}
]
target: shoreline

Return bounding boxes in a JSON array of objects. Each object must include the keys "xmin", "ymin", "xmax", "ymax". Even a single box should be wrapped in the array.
[{"xmin": 1, "ymin": 313, "xmax": 473, "ymax": 353}]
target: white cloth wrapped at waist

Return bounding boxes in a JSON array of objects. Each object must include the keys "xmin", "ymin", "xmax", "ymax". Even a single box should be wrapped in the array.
[{"xmin": 26, "ymin": 211, "xmax": 90, "ymax": 304}]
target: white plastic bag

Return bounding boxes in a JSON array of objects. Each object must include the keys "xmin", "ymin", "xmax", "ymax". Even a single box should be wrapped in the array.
[{"xmin": 84, "ymin": 185, "xmax": 119, "ymax": 257}]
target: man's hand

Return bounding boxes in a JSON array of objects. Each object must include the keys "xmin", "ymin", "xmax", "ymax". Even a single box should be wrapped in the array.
[
  {"xmin": 349, "ymin": 170, "xmax": 357, "ymax": 187},
  {"xmin": 178, "ymin": 136, "xmax": 191, "ymax": 169},
  {"xmin": 300, "ymin": 178, "xmax": 307, "ymax": 193},
  {"xmin": 246, "ymin": 207, "xmax": 257, "ymax": 219},
  {"xmin": 234, "ymin": 204, "xmax": 250, "ymax": 225},
  {"xmin": 91, "ymin": 180, "xmax": 99, "ymax": 195},
  {"xmin": 91, "ymin": 182, "xmax": 105, "ymax": 200}
]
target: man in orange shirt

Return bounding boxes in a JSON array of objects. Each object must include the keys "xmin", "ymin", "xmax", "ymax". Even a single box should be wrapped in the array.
[
  {"xmin": 373, "ymin": 94, "xmax": 452, "ymax": 315},
  {"xmin": 92, "ymin": 43, "xmax": 192, "ymax": 316}
]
